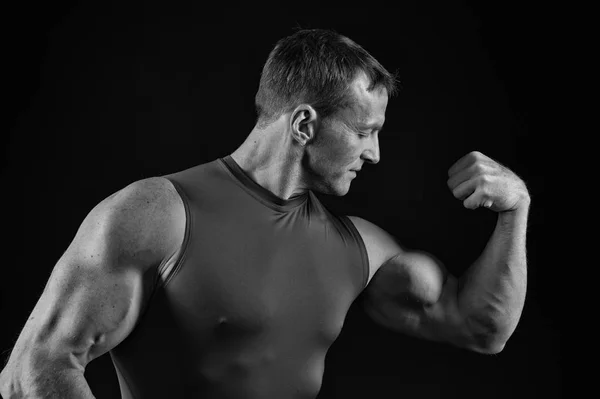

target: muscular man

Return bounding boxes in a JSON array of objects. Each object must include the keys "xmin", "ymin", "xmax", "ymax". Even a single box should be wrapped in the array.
[{"xmin": 0, "ymin": 29, "xmax": 529, "ymax": 398}]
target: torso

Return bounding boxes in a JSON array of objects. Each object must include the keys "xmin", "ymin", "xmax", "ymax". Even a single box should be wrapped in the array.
[{"xmin": 109, "ymin": 157, "xmax": 369, "ymax": 399}]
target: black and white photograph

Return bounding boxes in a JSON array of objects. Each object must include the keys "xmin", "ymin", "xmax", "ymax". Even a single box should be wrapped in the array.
[{"xmin": 1, "ymin": 1, "xmax": 560, "ymax": 398}]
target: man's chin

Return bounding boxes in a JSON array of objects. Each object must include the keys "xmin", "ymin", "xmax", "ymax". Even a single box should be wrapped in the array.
[
  {"xmin": 334, "ymin": 185, "xmax": 351, "ymax": 196},
  {"xmin": 319, "ymin": 181, "xmax": 351, "ymax": 197}
]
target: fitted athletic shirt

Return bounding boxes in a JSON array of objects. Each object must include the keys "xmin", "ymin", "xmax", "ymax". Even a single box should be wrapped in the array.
[{"xmin": 108, "ymin": 156, "xmax": 369, "ymax": 399}]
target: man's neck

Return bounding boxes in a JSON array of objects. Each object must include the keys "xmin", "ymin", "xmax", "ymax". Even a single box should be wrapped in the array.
[{"xmin": 230, "ymin": 125, "xmax": 308, "ymax": 201}]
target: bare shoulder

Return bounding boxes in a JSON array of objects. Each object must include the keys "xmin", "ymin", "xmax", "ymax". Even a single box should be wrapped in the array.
[
  {"xmin": 347, "ymin": 215, "xmax": 404, "ymax": 284},
  {"xmin": 72, "ymin": 176, "xmax": 186, "ymax": 271},
  {"xmin": 108, "ymin": 176, "xmax": 183, "ymax": 214}
]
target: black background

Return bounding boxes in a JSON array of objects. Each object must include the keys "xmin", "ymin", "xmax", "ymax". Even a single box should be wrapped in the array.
[{"xmin": 1, "ymin": 1, "xmax": 561, "ymax": 398}]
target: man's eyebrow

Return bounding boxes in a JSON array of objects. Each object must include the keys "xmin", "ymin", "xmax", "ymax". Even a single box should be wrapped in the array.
[{"xmin": 360, "ymin": 122, "xmax": 384, "ymax": 131}]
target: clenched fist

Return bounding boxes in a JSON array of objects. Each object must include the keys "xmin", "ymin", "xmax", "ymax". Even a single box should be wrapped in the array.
[{"xmin": 447, "ymin": 151, "xmax": 530, "ymax": 212}]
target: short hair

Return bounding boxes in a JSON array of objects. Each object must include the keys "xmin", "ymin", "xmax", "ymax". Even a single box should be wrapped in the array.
[{"xmin": 255, "ymin": 28, "xmax": 398, "ymax": 128}]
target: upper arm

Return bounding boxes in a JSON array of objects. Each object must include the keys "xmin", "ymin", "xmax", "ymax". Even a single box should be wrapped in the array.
[
  {"xmin": 349, "ymin": 216, "xmax": 482, "ymax": 353},
  {"xmin": 3, "ymin": 177, "xmax": 185, "ymax": 376},
  {"xmin": 363, "ymin": 252, "xmax": 475, "ymax": 350}
]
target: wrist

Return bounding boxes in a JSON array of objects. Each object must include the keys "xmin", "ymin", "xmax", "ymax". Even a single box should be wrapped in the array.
[
  {"xmin": 499, "ymin": 196, "xmax": 530, "ymax": 226},
  {"xmin": 505, "ymin": 191, "xmax": 531, "ymax": 213}
]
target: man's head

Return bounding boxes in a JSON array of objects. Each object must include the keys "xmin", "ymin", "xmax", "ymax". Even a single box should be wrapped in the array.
[
  {"xmin": 255, "ymin": 29, "xmax": 397, "ymax": 128},
  {"xmin": 254, "ymin": 29, "xmax": 398, "ymax": 196}
]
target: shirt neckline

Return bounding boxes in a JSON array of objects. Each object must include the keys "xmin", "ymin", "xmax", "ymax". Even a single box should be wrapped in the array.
[{"xmin": 219, "ymin": 155, "xmax": 309, "ymax": 212}]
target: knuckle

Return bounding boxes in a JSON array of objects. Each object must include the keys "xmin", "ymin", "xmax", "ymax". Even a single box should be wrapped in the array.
[
  {"xmin": 479, "ymin": 174, "xmax": 492, "ymax": 185},
  {"xmin": 473, "ymin": 162, "xmax": 486, "ymax": 174}
]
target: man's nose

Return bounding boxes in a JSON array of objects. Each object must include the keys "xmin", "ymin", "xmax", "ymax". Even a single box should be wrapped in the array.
[{"xmin": 362, "ymin": 133, "xmax": 380, "ymax": 164}]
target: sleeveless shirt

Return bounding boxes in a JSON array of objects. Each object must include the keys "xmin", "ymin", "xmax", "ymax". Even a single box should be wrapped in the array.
[{"xmin": 108, "ymin": 156, "xmax": 368, "ymax": 398}]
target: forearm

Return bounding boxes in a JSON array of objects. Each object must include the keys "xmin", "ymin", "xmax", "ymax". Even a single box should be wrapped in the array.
[
  {"xmin": 0, "ymin": 351, "xmax": 95, "ymax": 399},
  {"xmin": 457, "ymin": 199, "xmax": 530, "ymax": 350}
]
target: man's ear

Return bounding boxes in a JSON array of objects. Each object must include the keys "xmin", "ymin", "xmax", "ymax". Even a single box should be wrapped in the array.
[{"xmin": 290, "ymin": 104, "xmax": 318, "ymax": 146}]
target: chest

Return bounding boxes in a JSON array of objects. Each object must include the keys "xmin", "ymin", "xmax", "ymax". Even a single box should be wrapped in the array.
[{"xmin": 166, "ymin": 213, "xmax": 364, "ymax": 347}]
